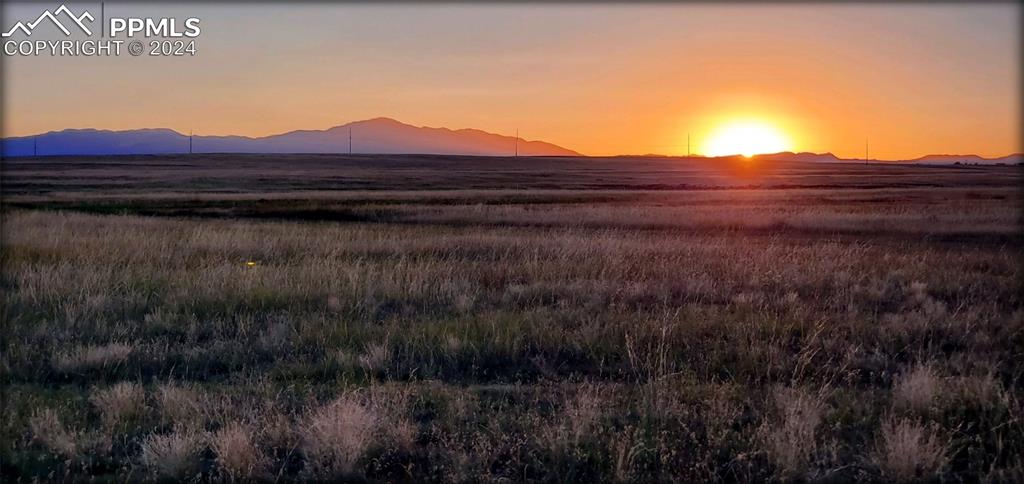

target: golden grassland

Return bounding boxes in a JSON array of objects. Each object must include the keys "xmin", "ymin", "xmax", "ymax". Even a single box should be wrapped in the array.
[{"xmin": 1, "ymin": 155, "xmax": 1022, "ymax": 481}]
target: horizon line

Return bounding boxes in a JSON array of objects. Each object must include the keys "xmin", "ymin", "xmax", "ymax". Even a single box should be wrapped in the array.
[
  {"xmin": 3, "ymin": 119, "xmax": 1021, "ymax": 161},
  {"xmin": 5, "ymin": 151, "xmax": 1021, "ymax": 164}
]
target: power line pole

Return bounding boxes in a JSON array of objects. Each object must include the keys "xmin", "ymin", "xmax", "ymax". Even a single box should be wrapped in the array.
[
  {"xmin": 514, "ymin": 129, "xmax": 519, "ymax": 157},
  {"xmin": 865, "ymin": 138, "xmax": 869, "ymax": 164},
  {"xmin": 189, "ymin": 129, "xmax": 193, "ymax": 154},
  {"xmin": 349, "ymin": 127, "xmax": 352, "ymax": 155},
  {"xmin": 33, "ymin": 136, "xmax": 37, "ymax": 157},
  {"xmin": 687, "ymin": 133, "xmax": 691, "ymax": 158}
]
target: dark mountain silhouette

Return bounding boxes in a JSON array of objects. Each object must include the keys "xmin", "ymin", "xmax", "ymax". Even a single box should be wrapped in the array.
[
  {"xmin": 753, "ymin": 151, "xmax": 844, "ymax": 163},
  {"xmin": 746, "ymin": 151, "xmax": 1020, "ymax": 165},
  {"xmin": 0, "ymin": 118, "xmax": 579, "ymax": 157},
  {"xmin": 3, "ymin": 121, "xmax": 1018, "ymax": 163},
  {"xmin": 905, "ymin": 153, "xmax": 1023, "ymax": 165}
]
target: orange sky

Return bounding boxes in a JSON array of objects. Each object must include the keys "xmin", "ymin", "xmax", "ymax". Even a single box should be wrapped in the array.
[{"xmin": 2, "ymin": 3, "xmax": 1019, "ymax": 158}]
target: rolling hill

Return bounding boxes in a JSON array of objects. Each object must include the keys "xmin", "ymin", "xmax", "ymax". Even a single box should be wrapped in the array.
[{"xmin": 0, "ymin": 118, "xmax": 579, "ymax": 157}]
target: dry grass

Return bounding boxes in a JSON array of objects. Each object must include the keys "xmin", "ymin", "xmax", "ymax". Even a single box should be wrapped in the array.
[
  {"xmin": 90, "ymin": 382, "xmax": 145, "ymax": 429},
  {"xmin": 261, "ymin": 411, "xmax": 298, "ymax": 452},
  {"xmin": 540, "ymin": 383, "xmax": 606, "ymax": 452},
  {"xmin": 893, "ymin": 363, "xmax": 942, "ymax": 413},
  {"xmin": 301, "ymin": 395, "xmax": 380, "ymax": 477},
  {"xmin": 155, "ymin": 383, "xmax": 203, "ymax": 427},
  {"xmin": 1, "ymin": 178, "xmax": 1020, "ymax": 481},
  {"xmin": 4, "ymin": 154, "xmax": 1019, "ymax": 198},
  {"xmin": 139, "ymin": 429, "xmax": 204, "ymax": 479},
  {"xmin": 28, "ymin": 408, "xmax": 78, "ymax": 459},
  {"xmin": 873, "ymin": 417, "xmax": 948, "ymax": 480},
  {"xmin": 951, "ymin": 373, "xmax": 1008, "ymax": 409},
  {"xmin": 211, "ymin": 422, "xmax": 266, "ymax": 479},
  {"xmin": 52, "ymin": 342, "xmax": 132, "ymax": 373},
  {"xmin": 761, "ymin": 386, "xmax": 828, "ymax": 477},
  {"xmin": 358, "ymin": 342, "xmax": 392, "ymax": 374}
]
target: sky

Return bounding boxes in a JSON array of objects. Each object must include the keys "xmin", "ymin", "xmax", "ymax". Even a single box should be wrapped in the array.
[{"xmin": 1, "ymin": 2, "xmax": 1020, "ymax": 158}]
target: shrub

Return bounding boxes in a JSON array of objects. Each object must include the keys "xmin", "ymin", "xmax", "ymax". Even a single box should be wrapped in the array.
[
  {"xmin": 90, "ymin": 382, "xmax": 145, "ymax": 429},
  {"xmin": 211, "ymin": 422, "xmax": 266, "ymax": 479},
  {"xmin": 302, "ymin": 395, "xmax": 380, "ymax": 477},
  {"xmin": 873, "ymin": 417, "xmax": 948, "ymax": 480},
  {"xmin": 139, "ymin": 429, "xmax": 204, "ymax": 479},
  {"xmin": 893, "ymin": 363, "xmax": 941, "ymax": 413},
  {"xmin": 761, "ymin": 386, "xmax": 826, "ymax": 477}
]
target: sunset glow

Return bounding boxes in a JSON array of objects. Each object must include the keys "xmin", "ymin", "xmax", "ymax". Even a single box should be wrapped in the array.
[
  {"xmin": 702, "ymin": 121, "xmax": 792, "ymax": 158},
  {"xmin": 1, "ymin": 3, "xmax": 1019, "ymax": 159}
]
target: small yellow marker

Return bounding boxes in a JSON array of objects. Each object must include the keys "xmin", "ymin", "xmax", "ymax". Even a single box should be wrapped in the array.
[{"xmin": 245, "ymin": 260, "xmax": 257, "ymax": 267}]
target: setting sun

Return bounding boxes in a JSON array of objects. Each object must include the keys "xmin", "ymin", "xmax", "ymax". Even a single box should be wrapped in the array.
[{"xmin": 703, "ymin": 121, "xmax": 792, "ymax": 158}]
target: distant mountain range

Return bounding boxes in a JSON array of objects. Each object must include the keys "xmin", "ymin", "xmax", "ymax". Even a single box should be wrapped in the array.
[
  {"xmin": 0, "ymin": 117, "xmax": 579, "ymax": 157},
  {"xmin": 2, "ymin": 119, "xmax": 1019, "ymax": 164},
  {"xmin": 744, "ymin": 151, "xmax": 1022, "ymax": 165},
  {"xmin": 903, "ymin": 153, "xmax": 1023, "ymax": 165},
  {"xmin": 625, "ymin": 151, "xmax": 1020, "ymax": 165}
]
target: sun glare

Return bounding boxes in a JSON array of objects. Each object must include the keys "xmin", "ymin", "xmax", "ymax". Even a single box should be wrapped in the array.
[{"xmin": 703, "ymin": 121, "xmax": 791, "ymax": 158}]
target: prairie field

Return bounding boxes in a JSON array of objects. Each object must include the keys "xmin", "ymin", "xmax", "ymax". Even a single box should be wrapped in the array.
[{"xmin": 1, "ymin": 155, "xmax": 1022, "ymax": 482}]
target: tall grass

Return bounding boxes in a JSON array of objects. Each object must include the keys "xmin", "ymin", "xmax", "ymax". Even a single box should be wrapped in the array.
[{"xmin": 1, "ymin": 184, "xmax": 1021, "ymax": 481}]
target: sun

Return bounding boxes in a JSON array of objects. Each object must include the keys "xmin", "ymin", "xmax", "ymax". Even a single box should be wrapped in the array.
[{"xmin": 702, "ymin": 120, "xmax": 791, "ymax": 158}]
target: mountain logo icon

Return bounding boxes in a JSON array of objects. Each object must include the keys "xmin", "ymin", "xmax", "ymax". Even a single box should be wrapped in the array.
[{"xmin": 2, "ymin": 4, "xmax": 94, "ymax": 38}]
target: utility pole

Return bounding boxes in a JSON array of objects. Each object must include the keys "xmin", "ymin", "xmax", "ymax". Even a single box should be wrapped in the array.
[
  {"xmin": 865, "ymin": 138, "xmax": 869, "ymax": 164},
  {"xmin": 687, "ymin": 133, "xmax": 691, "ymax": 158},
  {"xmin": 189, "ymin": 129, "xmax": 193, "ymax": 154},
  {"xmin": 514, "ymin": 129, "xmax": 519, "ymax": 157},
  {"xmin": 33, "ymin": 136, "xmax": 37, "ymax": 156},
  {"xmin": 349, "ymin": 127, "xmax": 352, "ymax": 154}
]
